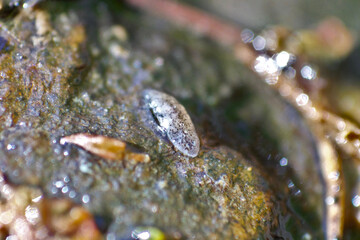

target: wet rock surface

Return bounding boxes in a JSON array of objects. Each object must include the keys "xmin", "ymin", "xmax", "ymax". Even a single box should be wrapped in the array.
[{"xmin": 0, "ymin": 0, "xmax": 324, "ymax": 239}]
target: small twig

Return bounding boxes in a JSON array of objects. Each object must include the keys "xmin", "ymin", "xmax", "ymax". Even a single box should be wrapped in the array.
[{"xmin": 127, "ymin": 0, "xmax": 243, "ymax": 45}]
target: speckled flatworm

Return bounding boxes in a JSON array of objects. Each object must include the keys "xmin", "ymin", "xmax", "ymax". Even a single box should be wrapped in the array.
[{"xmin": 142, "ymin": 89, "xmax": 200, "ymax": 158}]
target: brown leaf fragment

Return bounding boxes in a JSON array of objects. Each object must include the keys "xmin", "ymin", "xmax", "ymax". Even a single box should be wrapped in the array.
[{"xmin": 60, "ymin": 133, "xmax": 150, "ymax": 163}]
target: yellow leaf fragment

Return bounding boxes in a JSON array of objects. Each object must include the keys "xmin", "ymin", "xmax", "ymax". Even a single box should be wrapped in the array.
[
  {"xmin": 124, "ymin": 152, "xmax": 150, "ymax": 164},
  {"xmin": 60, "ymin": 133, "xmax": 150, "ymax": 164}
]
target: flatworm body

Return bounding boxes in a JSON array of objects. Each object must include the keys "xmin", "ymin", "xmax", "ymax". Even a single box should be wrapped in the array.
[{"xmin": 142, "ymin": 89, "xmax": 200, "ymax": 157}]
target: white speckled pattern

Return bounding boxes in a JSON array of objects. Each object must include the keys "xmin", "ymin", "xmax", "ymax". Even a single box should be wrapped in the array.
[{"xmin": 142, "ymin": 89, "xmax": 200, "ymax": 157}]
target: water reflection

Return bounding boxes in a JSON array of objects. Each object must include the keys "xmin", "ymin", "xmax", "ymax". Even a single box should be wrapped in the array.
[
  {"xmin": 352, "ymin": 195, "xmax": 360, "ymax": 207},
  {"xmin": 279, "ymin": 157, "xmax": 288, "ymax": 167},
  {"xmin": 300, "ymin": 65, "xmax": 316, "ymax": 80},
  {"xmin": 296, "ymin": 93, "xmax": 309, "ymax": 106},
  {"xmin": 252, "ymin": 36, "xmax": 266, "ymax": 51},
  {"xmin": 241, "ymin": 29, "xmax": 254, "ymax": 43}
]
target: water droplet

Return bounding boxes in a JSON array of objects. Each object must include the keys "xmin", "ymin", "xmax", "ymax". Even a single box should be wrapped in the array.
[
  {"xmin": 0, "ymin": 209, "xmax": 15, "ymax": 225},
  {"xmin": 265, "ymin": 58, "xmax": 279, "ymax": 75},
  {"xmin": 335, "ymin": 134, "xmax": 347, "ymax": 144},
  {"xmin": 15, "ymin": 52, "xmax": 23, "ymax": 61},
  {"xmin": 131, "ymin": 227, "xmax": 165, "ymax": 240},
  {"xmin": 79, "ymin": 161, "xmax": 93, "ymax": 174},
  {"xmin": 279, "ymin": 157, "xmax": 288, "ymax": 166},
  {"xmin": 334, "ymin": 182, "xmax": 341, "ymax": 190},
  {"xmin": 134, "ymin": 231, "xmax": 150, "ymax": 240},
  {"xmin": 25, "ymin": 206, "xmax": 40, "ymax": 225},
  {"xmin": 82, "ymin": 194, "xmax": 90, "ymax": 203},
  {"xmin": 336, "ymin": 120, "xmax": 346, "ymax": 131},
  {"xmin": 275, "ymin": 51, "xmax": 291, "ymax": 68},
  {"xmin": 284, "ymin": 67, "xmax": 296, "ymax": 79},
  {"xmin": 296, "ymin": 93, "xmax": 309, "ymax": 106},
  {"xmin": 54, "ymin": 181, "xmax": 64, "ymax": 188},
  {"xmin": 252, "ymin": 36, "xmax": 266, "ymax": 51},
  {"xmin": 352, "ymin": 195, "xmax": 360, "ymax": 207},
  {"xmin": 265, "ymin": 75, "xmax": 279, "ymax": 85},
  {"xmin": 294, "ymin": 189, "xmax": 301, "ymax": 196},
  {"xmin": 301, "ymin": 233, "xmax": 312, "ymax": 240},
  {"xmin": 61, "ymin": 186, "xmax": 69, "ymax": 194},
  {"xmin": 32, "ymin": 195, "xmax": 42, "ymax": 203},
  {"xmin": 6, "ymin": 144, "xmax": 15, "ymax": 151},
  {"xmin": 301, "ymin": 65, "xmax": 316, "ymax": 80},
  {"xmin": 254, "ymin": 55, "xmax": 268, "ymax": 73},
  {"xmin": 51, "ymin": 187, "xmax": 58, "ymax": 194},
  {"xmin": 69, "ymin": 190, "xmax": 76, "ymax": 199},
  {"xmin": 63, "ymin": 176, "xmax": 70, "ymax": 183},
  {"xmin": 254, "ymin": 55, "xmax": 280, "ymax": 84},
  {"xmin": 241, "ymin": 29, "xmax": 254, "ymax": 43},
  {"xmin": 288, "ymin": 180, "xmax": 294, "ymax": 188},
  {"xmin": 328, "ymin": 171, "xmax": 340, "ymax": 181},
  {"xmin": 325, "ymin": 196, "xmax": 335, "ymax": 205}
]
